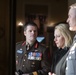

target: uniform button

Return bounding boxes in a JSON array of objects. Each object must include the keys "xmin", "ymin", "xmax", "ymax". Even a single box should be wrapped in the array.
[
  {"xmin": 32, "ymin": 62, "xmax": 35, "ymax": 64},
  {"xmin": 69, "ymin": 56, "xmax": 71, "ymax": 59},
  {"xmin": 23, "ymin": 65, "xmax": 24, "ymax": 67},
  {"xmin": 17, "ymin": 56, "xmax": 18, "ymax": 58},
  {"xmin": 25, "ymin": 54, "xmax": 27, "ymax": 56},
  {"xmin": 72, "ymin": 51, "xmax": 75, "ymax": 54},
  {"xmin": 66, "ymin": 67, "xmax": 68, "ymax": 70},
  {"xmin": 23, "ymin": 59, "xmax": 25, "ymax": 61},
  {"xmin": 69, "ymin": 52, "xmax": 72, "ymax": 54},
  {"xmin": 20, "ymin": 48, "xmax": 22, "ymax": 50},
  {"xmin": 66, "ymin": 57, "xmax": 68, "ymax": 61}
]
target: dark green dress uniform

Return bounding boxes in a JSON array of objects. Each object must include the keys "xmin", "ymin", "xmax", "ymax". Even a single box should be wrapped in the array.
[{"xmin": 16, "ymin": 40, "xmax": 50, "ymax": 75}]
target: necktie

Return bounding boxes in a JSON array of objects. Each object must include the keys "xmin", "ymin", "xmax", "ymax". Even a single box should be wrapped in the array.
[{"xmin": 27, "ymin": 44, "xmax": 30, "ymax": 50}]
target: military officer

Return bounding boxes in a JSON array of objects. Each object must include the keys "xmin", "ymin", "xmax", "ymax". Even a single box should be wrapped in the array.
[
  {"xmin": 66, "ymin": 3, "xmax": 76, "ymax": 75},
  {"xmin": 15, "ymin": 21, "xmax": 50, "ymax": 75}
]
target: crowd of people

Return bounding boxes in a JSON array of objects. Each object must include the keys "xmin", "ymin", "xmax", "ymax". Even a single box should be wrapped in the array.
[{"xmin": 15, "ymin": 3, "xmax": 76, "ymax": 75}]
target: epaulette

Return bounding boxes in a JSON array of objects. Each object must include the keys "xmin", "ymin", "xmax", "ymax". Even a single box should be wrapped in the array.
[{"xmin": 22, "ymin": 41, "xmax": 26, "ymax": 46}]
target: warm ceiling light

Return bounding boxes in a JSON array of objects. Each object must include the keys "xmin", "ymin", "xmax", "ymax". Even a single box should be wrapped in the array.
[{"xmin": 18, "ymin": 22, "xmax": 23, "ymax": 26}]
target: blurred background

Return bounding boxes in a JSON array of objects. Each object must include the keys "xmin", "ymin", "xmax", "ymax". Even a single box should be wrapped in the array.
[{"xmin": 0, "ymin": 0, "xmax": 76, "ymax": 75}]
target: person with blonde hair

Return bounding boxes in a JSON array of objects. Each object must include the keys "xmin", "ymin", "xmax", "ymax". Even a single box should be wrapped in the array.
[
  {"xmin": 48, "ymin": 23, "xmax": 73, "ymax": 75},
  {"xmin": 54, "ymin": 23, "xmax": 72, "ymax": 48},
  {"xmin": 66, "ymin": 3, "xmax": 76, "ymax": 75}
]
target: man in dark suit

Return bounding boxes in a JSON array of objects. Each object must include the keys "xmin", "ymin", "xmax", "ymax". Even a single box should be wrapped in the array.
[{"xmin": 15, "ymin": 21, "xmax": 50, "ymax": 75}]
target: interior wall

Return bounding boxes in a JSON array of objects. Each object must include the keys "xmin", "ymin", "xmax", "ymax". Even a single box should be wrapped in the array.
[
  {"xmin": 0, "ymin": 0, "xmax": 9, "ymax": 74},
  {"xmin": 68, "ymin": 0, "xmax": 76, "ymax": 6},
  {"xmin": 16, "ymin": 0, "xmax": 68, "ymax": 25},
  {"xmin": 16, "ymin": 0, "xmax": 68, "ymax": 42}
]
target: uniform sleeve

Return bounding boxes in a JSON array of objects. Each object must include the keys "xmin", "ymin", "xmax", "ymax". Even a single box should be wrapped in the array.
[
  {"xmin": 66, "ymin": 44, "xmax": 76, "ymax": 75},
  {"xmin": 15, "ymin": 42, "xmax": 23, "ymax": 71}
]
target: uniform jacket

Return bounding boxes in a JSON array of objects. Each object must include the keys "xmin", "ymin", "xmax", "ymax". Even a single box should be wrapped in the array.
[
  {"xmin": 66, "ymin": 35, "xmax": 76, "ymax": 75},
  {"xmin": 16, "ymin": 40, "xmax": 50, "ymax": 75},
  {"xmin": 51, "ymin": 47, "xmax": 69, "ymax": 75}
]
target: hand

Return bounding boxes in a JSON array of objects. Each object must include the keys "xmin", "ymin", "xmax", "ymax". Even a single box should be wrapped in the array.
[
  {"xmin": 48, "ymin": 72, "xmax": 56, "ymax": 75},
  {"xmin": 48, "ymin": 72, "xmax": 52, "ymax": 75}
]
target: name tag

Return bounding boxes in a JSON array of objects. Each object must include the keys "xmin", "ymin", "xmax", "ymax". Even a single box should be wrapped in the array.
[{"xmin": 17, "ymin": 50, "xmax": 23, "ymax": 54}]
